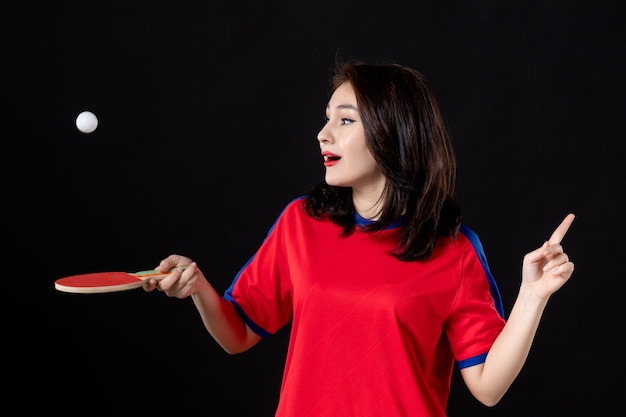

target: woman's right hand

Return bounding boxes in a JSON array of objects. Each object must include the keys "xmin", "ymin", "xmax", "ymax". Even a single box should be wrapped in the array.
[{"xmin": 143, "ymin": 254, "xmax": 207, "ymax": 299}]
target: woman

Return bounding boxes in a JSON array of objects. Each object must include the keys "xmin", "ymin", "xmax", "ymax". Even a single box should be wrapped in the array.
[{"xmin": 144, "ymin": 61, "xmax": 575, "ymax": 416}]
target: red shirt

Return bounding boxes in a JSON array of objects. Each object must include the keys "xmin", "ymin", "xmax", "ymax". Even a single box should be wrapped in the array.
[{"xmin": 225, "ymin": 197, "xmax": 506, "ymax": 416}]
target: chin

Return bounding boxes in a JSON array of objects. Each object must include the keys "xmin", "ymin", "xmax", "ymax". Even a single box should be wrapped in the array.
[{"xmin": 324, "ymin": 177, "xmax": 344, "ymax": 187}]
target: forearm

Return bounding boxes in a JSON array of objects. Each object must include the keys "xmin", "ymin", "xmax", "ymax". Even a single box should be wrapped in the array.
[
  {"xmin": 465, "ymin": 288, "xmax": 548, "ymax": 405},
  {"xmin": 191, "ymin": 282, "xmax": 261, "ymax": 354}
]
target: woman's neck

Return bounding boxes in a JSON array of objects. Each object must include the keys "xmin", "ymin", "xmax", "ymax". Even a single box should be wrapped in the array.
[{"xmin": 352, "ymin": 181, "xmax": 385, "ymax": 221}]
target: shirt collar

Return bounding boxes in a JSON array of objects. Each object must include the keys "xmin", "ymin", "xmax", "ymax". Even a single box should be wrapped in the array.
[{"xmin": 354, "ymin": 212, "xmax": 405, "ymax": 229}]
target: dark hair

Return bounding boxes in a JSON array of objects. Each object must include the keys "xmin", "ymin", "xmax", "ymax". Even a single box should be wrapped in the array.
[{"xmin": 303, "ymin": 60, "xmax": 462, "ymax": 261}]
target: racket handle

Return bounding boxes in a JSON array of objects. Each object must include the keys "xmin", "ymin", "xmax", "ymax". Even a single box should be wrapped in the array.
[{"xmin": 134, "ymin": 266, "xmax": 188, "ymax": 278}]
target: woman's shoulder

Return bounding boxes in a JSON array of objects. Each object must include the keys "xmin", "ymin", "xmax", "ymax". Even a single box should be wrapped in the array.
[
  {"xmin": 274, "ymin": 195, "xmax": 308, "ymax": 221},
  {"xmin": 454, "ymin": 223, "xmax": 491, "ymax": 263},
  {"xmin": 283, "ymin": 195, "xmax": 306, "ymax": 211},
  {"xmin": 458, "ymin": 223, "xmax": 479, "ymax": 241}
]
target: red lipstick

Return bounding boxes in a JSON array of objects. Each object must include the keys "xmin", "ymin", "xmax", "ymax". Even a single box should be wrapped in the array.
[{"xmin": 322, "ymin": 151, "xmax": 341, "ymax": 167}]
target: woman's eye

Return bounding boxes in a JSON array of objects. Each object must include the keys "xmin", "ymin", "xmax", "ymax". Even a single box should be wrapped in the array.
[{"xmin": 323, "ymin": 116, "xmax": 355, "ymax": 125}]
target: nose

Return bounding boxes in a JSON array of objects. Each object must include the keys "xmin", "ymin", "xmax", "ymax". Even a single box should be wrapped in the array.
[{"xmin": 317, "ymin": 123, "xmax": 333, "ymax": 144}]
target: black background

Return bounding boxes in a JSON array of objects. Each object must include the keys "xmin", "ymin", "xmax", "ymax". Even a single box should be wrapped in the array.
[{"xmin": 6, "ymin": 1, "xmax": 625, "ymax": 415}]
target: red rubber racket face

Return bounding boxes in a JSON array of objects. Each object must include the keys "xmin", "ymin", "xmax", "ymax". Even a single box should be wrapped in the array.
[{"xmin": 54, "ymin": 272, "xmax": 144, "ymax": 294}]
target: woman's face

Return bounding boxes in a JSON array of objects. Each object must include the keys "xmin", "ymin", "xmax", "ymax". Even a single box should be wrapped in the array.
[{"xmin": 317, "ymin": 82, "xmax": 385, "ymax": 193}]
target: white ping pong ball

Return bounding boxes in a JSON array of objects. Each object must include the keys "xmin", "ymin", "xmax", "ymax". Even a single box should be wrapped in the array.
[{"xmin": 76, "ymin": 111, "xmax": 98, "ymax": 133}]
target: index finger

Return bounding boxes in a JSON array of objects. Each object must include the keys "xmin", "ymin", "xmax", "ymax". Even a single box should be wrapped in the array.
[{"xmin": 548, "ymin": 213, "xmax": 575, "ymax": 245}]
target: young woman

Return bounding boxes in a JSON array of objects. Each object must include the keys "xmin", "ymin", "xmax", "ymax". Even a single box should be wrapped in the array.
[{"xmin": 143, "ymin": 61, "xmax": 575, "ymax": 416}]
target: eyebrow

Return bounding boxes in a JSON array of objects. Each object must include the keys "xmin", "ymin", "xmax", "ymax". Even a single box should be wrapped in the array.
[{"xmin": 326, "ymin": 103, "xmax": 359, "ymax": 111}]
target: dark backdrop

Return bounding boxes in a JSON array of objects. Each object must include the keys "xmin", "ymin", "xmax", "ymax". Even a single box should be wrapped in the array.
[{"xmin": 6, "ymin": 1, "xmax": 624, "ymax": 415}]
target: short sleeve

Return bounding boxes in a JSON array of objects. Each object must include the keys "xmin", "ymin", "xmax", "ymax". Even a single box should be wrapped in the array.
[
  {"xmin": 223, "ymin": 199, "xmax": 300, "ymax": 337},
  {"xmin": 445, "ymin": 225, "xmax": 506, "ymax": 368}
]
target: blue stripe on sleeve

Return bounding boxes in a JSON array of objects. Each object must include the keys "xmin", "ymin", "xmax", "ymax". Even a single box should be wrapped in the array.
[
  {"xmin": 458, "ymin": 224, "xmax": 505, "ymax": 318},
  {"xmin": 457, "ymin": 352, "xmax": 489, "ymax": 369}
]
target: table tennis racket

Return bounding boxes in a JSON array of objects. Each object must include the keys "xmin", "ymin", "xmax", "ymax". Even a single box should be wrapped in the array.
[{"xmin": 54, "ymin": 269, "xmax": 174, "ymax": 294}]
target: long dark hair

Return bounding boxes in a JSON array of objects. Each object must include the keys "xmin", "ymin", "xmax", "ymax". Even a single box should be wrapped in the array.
[{"xmin": 303, "ymin": 60, "xmax": 462, "ymax": 261}]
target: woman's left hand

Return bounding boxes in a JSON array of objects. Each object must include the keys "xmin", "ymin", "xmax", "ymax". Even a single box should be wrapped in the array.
[{"xmin": 521, "ymin": 213, "xmax": 575, "ymax": 300}]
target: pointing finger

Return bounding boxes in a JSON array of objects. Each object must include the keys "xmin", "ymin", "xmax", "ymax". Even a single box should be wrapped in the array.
[{"xmin": 548, "ymin": 213, "xmax": 575, "ymax": 245}]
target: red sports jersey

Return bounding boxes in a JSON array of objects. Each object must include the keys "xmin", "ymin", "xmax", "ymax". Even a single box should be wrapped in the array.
[{"xmin": 225, "ymin": 197, "xmax": 506, "ymax": 416}]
